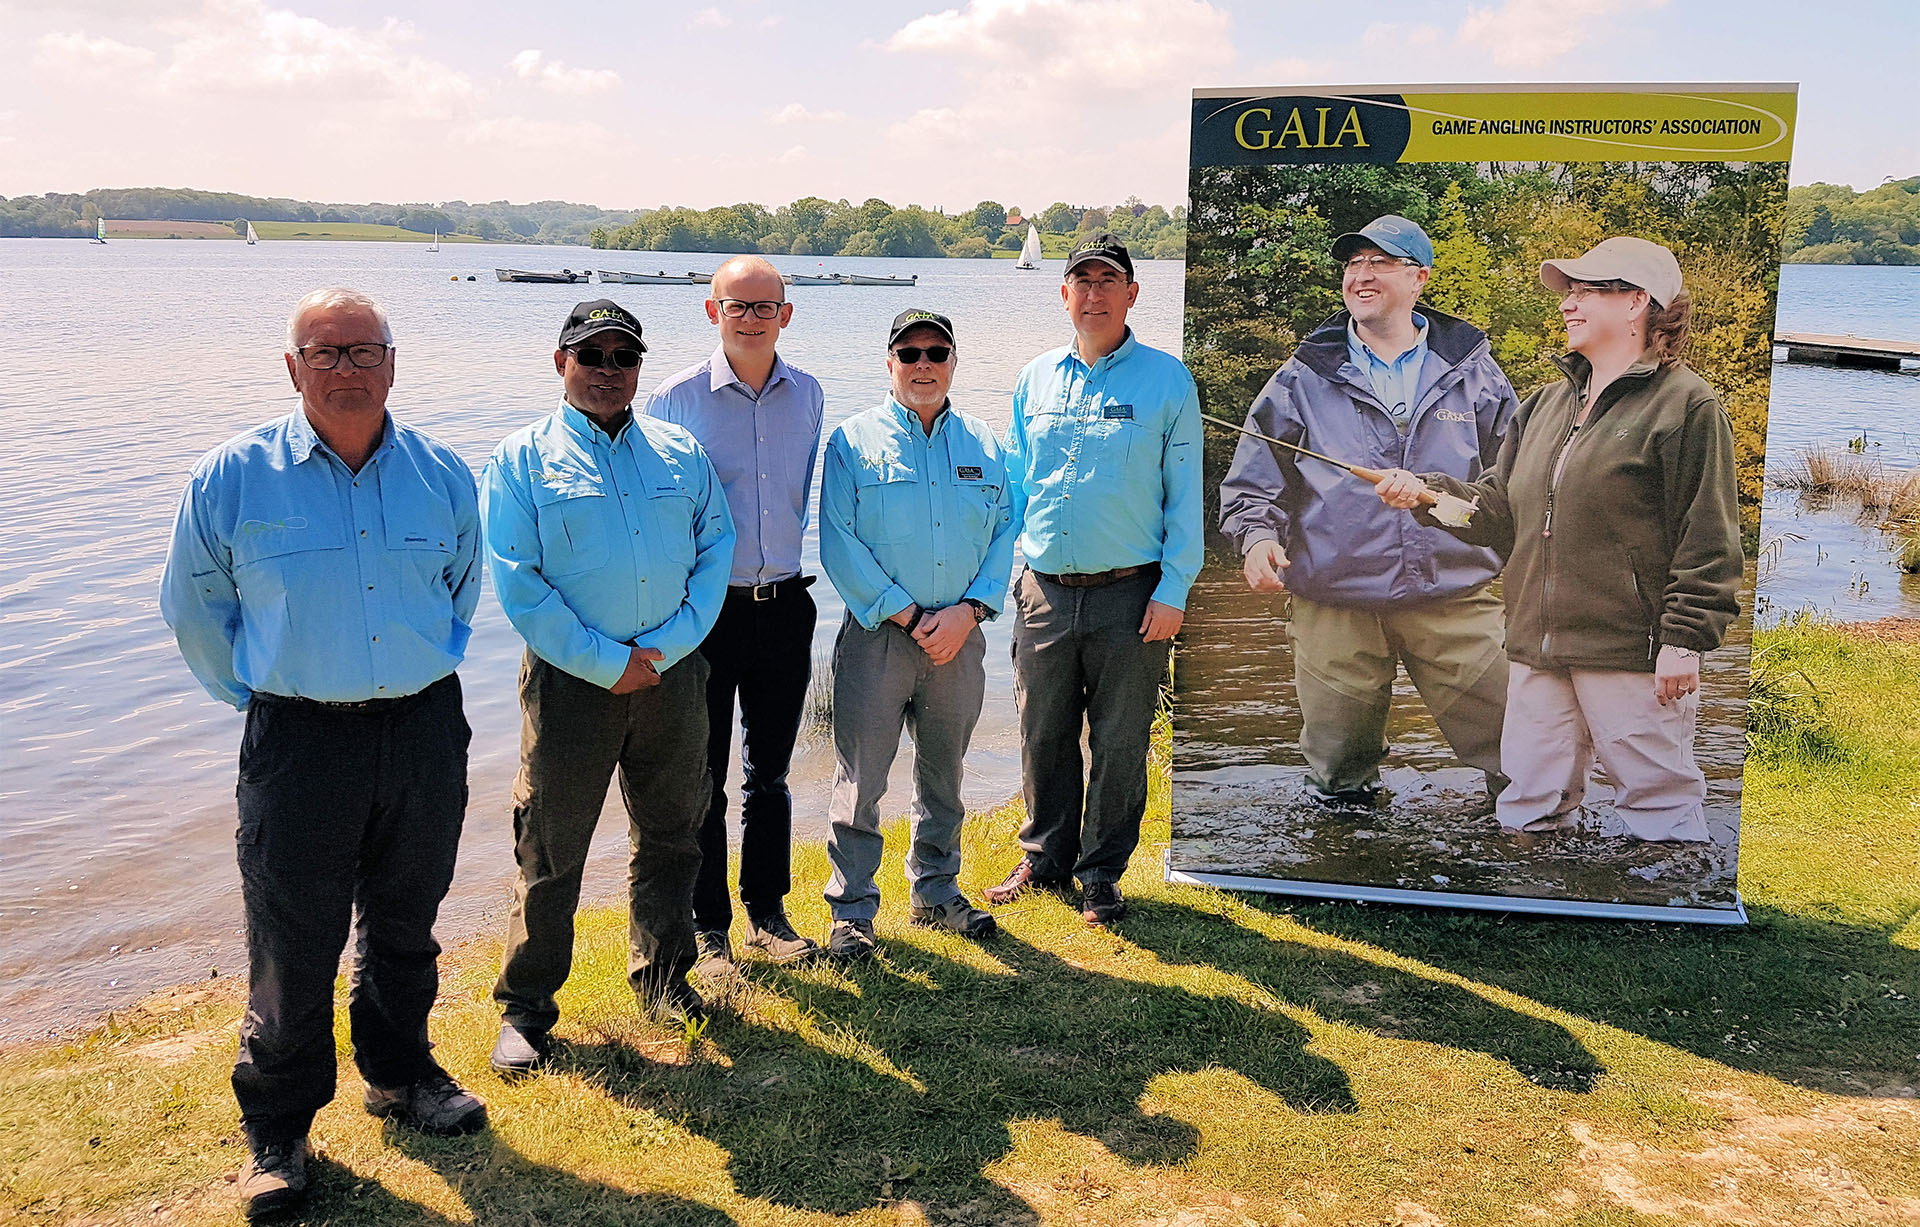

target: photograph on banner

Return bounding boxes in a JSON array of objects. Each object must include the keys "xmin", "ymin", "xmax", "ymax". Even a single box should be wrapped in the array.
[{"xmin": 1172, "ymin": 84, "xmax": 1797, "ymax": 922}]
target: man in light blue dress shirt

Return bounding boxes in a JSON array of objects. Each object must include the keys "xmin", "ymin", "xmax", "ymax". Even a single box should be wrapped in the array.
[
  {"xmin": 482, "ymin": 300, "xmax": 735, "ymax": 1075},
  {"xmin": 161, "ymin": 288, "xmax": 486, "ymax": 1219},
  {"xmin": 817, "ymin": 310, "xmax": 1016, "ymax": 959},
  {"xmin": 645, "ymin": 255, "xmax": 825, "ymax": 977},
  {"xmin": 987, "ymin": 235, "xmax": 1203, "ymax": 927}
]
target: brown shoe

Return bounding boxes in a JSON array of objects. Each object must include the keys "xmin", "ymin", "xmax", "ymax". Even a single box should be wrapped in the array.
[
  {"xmin": 983, "ymin": 859, "xmax": 1073, "ymax": 906},
  {"xmin": 237, "ymin": 1136, "xmax": 309, "ymax": 1221}
]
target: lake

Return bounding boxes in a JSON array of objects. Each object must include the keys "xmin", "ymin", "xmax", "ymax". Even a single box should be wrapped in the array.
[{"xmin": 0, "ymin": 245, "xmax": 1913, "ymax": 1039}]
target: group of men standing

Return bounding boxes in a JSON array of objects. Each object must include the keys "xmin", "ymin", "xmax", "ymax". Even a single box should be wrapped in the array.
[{"xmin": 161, "ymin": 234, "xmax": 1202, "ymax": 1219}]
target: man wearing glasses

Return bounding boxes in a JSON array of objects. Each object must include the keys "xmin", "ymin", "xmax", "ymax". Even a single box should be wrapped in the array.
[
  {"xmin": 161, "ymin": 287, "xmax": 486, "ymax": 1219},
  {"xmin": 988, "ymin": 235, "xmax": 1202, "ymax": 926},
  {"xmin": 482, "ymin": 299, "xmax": 735, "ymax": 1076},
  {"xmin": 646, "ymin": 255, "xmax": 825, "ymax": 980},
  {"xmin": 817, "ymin": 311, "xmax": 1015, "ymax": 958},
  {"xmin": 1219, "ymin": 215, "xmax": 1518, "ymax": 811}
]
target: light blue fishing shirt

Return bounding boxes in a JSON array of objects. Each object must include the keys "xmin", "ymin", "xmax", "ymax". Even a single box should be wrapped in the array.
[
  {"xmin": 820, "ymin": 397, "xmax": 1016, "ymax": 630},
  {"xmin": 1347, "ymin": 316, "xmax": 1430, "ymax": 431},
  {"xmin": 159, "ymin": 407, "xmax": 481, "ymax": 710},
  {"xmin": 481, "ymin": 400, "xmax": 734, "ymax": 687},
  {"xmin": 643, "ymin": 346, "xmax": 823, "ymax": 586},
  {"xmin": 1005, "ymin": 329, "xmax": 1204, "ymax": 610}
]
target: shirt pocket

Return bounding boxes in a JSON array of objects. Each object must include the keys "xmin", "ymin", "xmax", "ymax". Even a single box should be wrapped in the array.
[
  {"xmin": 1079, "ymin": 416, "xmax": 1142, "ymax": 482},
  {"xmin": 229, "ymin": 518, "xmax": 345, "ymax": 650},
  {"xmin": 955, "ymin": 478, "xmax": 1002, "ymax": 540},
  {"xmin": 645, "ymin": 484, "xmax": 699, "ymax": 568},
  {"xmin": 531, "ymin": 479, "xmax": 611, "ymax": 577},
  {"xmin": 383, "ymin": 501, "xmax": 460, "ymax": 610},
  {"xmin": 853, "ymin": 459, "xmax": 918, "ymax": 546}
]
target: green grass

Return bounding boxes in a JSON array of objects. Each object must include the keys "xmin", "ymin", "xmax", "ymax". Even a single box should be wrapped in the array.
[
  {"xmin": 4, "ymin": 622, "xmax": 1918, "ymax": 1225},
  {"xmin": 248, "ymin": 222, "xmax": 482, "ymax": 243}
]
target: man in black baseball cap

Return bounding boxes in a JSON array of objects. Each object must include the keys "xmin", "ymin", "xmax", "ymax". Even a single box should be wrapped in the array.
[
  {"xmin": 1063, "ymin": 233, "xmax": 1134, "ymax": 280},
  {"xmin": 558, "ymin": 299, "xmax": 648, "ymax": 350}
]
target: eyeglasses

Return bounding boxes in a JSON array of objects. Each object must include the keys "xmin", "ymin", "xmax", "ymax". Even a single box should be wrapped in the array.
[
  {"xmin": 717, "ymin": 299, "xmax": 784, "ymax": 319},
  {"xmin": 1066, "ymin": 274, "xmax": 1130, "ymax": 293},
  {"xmin": 891, "ymin": 345, "xmax": 952, "ymax": 365},
  {"xmin": 1343, "ymin": 255, "xmax": 1421, "ymax": 274},
  {"xmin": 569, "ymin": 345, "xmax": 643, "ymax": 369},
  {"xmin": 295, "ymin": 343, "xmax": 392, "ymax": 370},
  {"xmin": 1562, "ymin": 281, "xmax": 1638, "ymax": 302}
]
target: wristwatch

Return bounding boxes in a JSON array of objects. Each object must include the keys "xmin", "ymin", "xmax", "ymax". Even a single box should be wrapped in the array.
[{"xmin": 962, "ymin": 598, "xmax": 993, "ymax": 623}]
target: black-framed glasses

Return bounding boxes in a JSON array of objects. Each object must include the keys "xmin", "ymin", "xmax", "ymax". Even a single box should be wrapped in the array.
[
  {"xmin": 892, "ymin": 345, "xmax": 952, "ymax": 365},
  {"xmin": 1343, "ymin": 254, "xmax": 1421, "ymax": 274},
  {"xmin": 569, "ymin": 345, "xmax": 643, "ymax": 369},
  {"xmin": 295, "ymin": 343, "xmax": 392, "ymax": 370},
  {"xmin": 1562, "ymin": 280, "xmax": 1639, "ymax": 302},
  {"xmin": 717, "ymin": 299, "xmax": 784, "ymax": 319}
]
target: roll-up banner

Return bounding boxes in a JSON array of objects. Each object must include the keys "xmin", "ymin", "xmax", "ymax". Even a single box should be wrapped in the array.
[{"xmin": 1172, "ymin": 84, "xmax": 1797, "ymax": 923}]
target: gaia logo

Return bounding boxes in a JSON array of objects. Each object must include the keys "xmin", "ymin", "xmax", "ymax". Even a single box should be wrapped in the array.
[
  {"xmin": 1192, "ymin": 94, "xmax": 1411, "ymax": 167},
  {"xmin": 1234, "ymin": 105, "xmax": 1369, "ymax": 151},
  {"xmin": 239, "ymin": 516, "xmax": 310, "ymax": 535}
]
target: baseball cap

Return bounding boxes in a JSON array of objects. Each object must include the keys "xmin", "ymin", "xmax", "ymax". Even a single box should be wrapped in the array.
[
  {"xmin": 1064, "ymin": 233, "xmax": 1134, "ymax": 279},
  {"xmin": 1539, "ymin": 237, "xmax": 1683, "ymax": 308},
  {"xmin": 1331, "ymin": 215, "xmax": 1435, "ymax": 268},
  {"xmin": 558, "ymin": 299, "xmax": 647, "ymax": 350},
  {"xmin": 887, "ymin": 309, "xmax": 956, "ymax": 350}
]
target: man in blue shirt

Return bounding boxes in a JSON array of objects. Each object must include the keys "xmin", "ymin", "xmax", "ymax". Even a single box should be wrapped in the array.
[
  {"xmin": 1220, "ymin": 216, "xmax": 1516, "ymax": 809},
  {"xmin": 988, "ymin": 235, "xmax": 1203, "ymax": 926},
  {"xmin": 645, "ymin": 255, "xmax": 825, "ymax": 979},
  {"xmin": 482, "ymin": 300, "xmax": 734, "ymax": 1075},
  {"xmin": 161, "ymin": 287, "xmax": 486, "ymax": 1220},
  {"xmin": 817, "ymin": 310, "xmax": 1016, "ymax": 959}
]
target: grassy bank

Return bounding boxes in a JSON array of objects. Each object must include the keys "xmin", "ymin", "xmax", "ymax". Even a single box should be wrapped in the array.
[
  {"xmin": 248, "ymin": 222, "xmax": 482, "ymax": 243},
  {"xmin": 4, "ymin": 621, "xmax": 1917, "ymax": 1225}
]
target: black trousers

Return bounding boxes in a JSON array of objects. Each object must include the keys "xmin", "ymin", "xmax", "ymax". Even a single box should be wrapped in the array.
[
  {"xmin": 691, "ymin": 584, "xmax": 816, "ymax": 933},
  {"xmin": 232, "ymin": 673, "xmax": 468, "ymax": 1147}
]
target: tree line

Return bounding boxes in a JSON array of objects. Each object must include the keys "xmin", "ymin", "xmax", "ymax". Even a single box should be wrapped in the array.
[{"xmin": 1782, "ymin": 176, "xmax": 1920, "ymax": 264}]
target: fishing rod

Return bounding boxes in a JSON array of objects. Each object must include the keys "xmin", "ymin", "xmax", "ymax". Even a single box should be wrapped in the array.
[{"xmin": 1199, "ymin": 412, "xmax": 1479, "ymax": 527}]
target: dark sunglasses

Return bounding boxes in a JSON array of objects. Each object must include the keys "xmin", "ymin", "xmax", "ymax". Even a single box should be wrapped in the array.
[
  {"xmin": 570, "ymin": 345, "xmax": 643, "ymax": 369},
  {"xmin": 891, "ymin": 345, "xmax": 952, "ymax": 364}
]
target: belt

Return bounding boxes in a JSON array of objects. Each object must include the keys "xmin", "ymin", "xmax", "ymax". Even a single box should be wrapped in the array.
[
  {"xmin": 253, "ymin": 674, "xmax": 449, "ymax": 712},
  {"xmin": 1029, "ymin": 563, "xmax": 1156, "ymax": 589},
  {"xmin": 727, "ymin": 574, "xmax": 816, "ymax": 603}
]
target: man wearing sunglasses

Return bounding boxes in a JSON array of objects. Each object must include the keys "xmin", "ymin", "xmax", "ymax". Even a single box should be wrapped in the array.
[
  {"xmin": 645, "ymin": 255, "xmax": 826, "ymax": 982},
  {"xmin": 1219, "ymin": 215, "xmax": 1517, "ymax": 812},
  {"xmin": 816, "ymin": 310, "xmax": 1015, "ymax": 959},
  {"xmin": 161, "ymin": 287, "xmax": 487, "ymax": 1219},
  {"xmin": 481, "ymin": 299, "xmax": 735, "ymax": 1075},
  {"xmin": 990, "ymin": 234, "xmax": 1203, "ymax": 926}
]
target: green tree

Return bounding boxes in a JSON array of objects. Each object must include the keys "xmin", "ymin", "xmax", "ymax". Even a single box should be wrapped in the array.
[
  {"xmin": 948, "ymin": 235, "xmax": 992, "ymax": 258},
  {"xmin": 875, "ymin": 208, "xmax": 944, "ymax": 258},
  {"xmin": 968, "ymin": 200, "xmax": 1007, "ymax": 237},
  {"xmin": 840, "ymin": 229, "xmax": 880, "ymax": 257},
  {"xmin": 1040, "ymin": 202, "xmax": 1077, "ymax": 234}
]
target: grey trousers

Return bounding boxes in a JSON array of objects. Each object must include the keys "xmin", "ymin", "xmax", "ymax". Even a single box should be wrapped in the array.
[
  {"xmin": 494, "ymin": 650, "xmax": 710, "ymax": 1030},
  {"xmin": 1011, "ymin": 567, "xmax": 1170, "ymax": 887},
  {"xmin": 824, "ymin": 614, "xmax": 986, "ymax": 921}
]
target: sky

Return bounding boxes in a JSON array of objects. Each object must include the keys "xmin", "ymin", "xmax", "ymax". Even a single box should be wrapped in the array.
[{"xmin": 0, "ymin": 0, "xmax": 1911, "ymax": 212}]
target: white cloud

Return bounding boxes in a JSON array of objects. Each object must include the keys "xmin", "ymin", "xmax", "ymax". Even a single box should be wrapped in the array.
[
  {"xmin": 1456, "ymin": 0, "xmax": 1668, "ymax": 67},
  {"xmin": 769, "ymin": 103, "xmax": 845, "ymax": 124},
  {"xmin": 509, "ymin": 49, "xmax": 620, "ymax": 95},
  {"xmin": 887, "ymin": 0, "xmax": 1232, "ymax": 89},
  {"xmin": 34, "ymin": 31, "xmax": 159, "ymax": 75},
  {"xmin": 689, "ymin": 7, "xmax": 731, "ymax": 29},
  {"xmin": 775, "ymin": 143, "xmax": 807, "ymax": 165}
]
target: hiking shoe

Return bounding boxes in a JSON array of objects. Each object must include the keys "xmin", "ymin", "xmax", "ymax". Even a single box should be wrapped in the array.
[
  {"xmin": 745, "ymin": 910, "xmax": 820, "ymax": 964},
  {"xmin": 910, "ymin": 896, "xmax": 999, "ymax": 939},
  {"xmin": 238, "ymin": 1136, "xmax": 308, "ymax": 1221},
  {"xmin": 983, "ymin": 858, "xmax": 1073, "ymax": 905},
  {"xmin": 1081, "ymin": 881, "xmax": 1128, "ymax": 926},
  {"xmin": 692, "ymin": 929, "xmax": 739, "ymax": 987},
  {"xmin": 364, "ymin": 1071, "xmax": 488, "ymax": 1136},
  {"xmin": 489, "ymin": 1021, "xmax": 549, "ymax": 1078},
  {"xmin": 827, "ymin": 917, "xmax": 878, "ymax": 962},
  {"xmin": 639, "ymin": 977, "xmax": 708, "ymax": 1026}
]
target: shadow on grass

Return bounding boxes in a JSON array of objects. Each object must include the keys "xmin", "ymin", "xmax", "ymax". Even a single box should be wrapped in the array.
[
  {"xmin": 1265, "ymin": 897, "xmax": 1920, "ymax": 1096},
  {"xmin": 562, "ymin": 932, "xmax": 1356, "ymax": 1221}
]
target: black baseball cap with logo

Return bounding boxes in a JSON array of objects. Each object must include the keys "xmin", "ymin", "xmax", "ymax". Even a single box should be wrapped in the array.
[
  {"xmin": 887, "ymin": 309, "xmax": 956, "ymax": 349},
  {"xmin": 558, "ymin": 299, "xmax": 647, "ymax": 350},
  {"xmin": 1064, "ymin": 233, "xmax": 1133, "ymax": 279}
]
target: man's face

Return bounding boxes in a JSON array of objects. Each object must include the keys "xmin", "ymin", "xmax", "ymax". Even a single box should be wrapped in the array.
[
  {"xmin": 887, "ymin": 325, "xmax": 956, "ymax": 415},
  {"xmin": 284, "ymin": 304, "xmax": 395, "ymax": 420},
  {"xmin": 1341, "ymin": 244, "xmax": 1430, "ymax": 329},
  {"xmin": 1060, "ymin": 261, "xmax": 1139, "ymax": 340},
  {"xmin": 553, "ymin": 328, "xmax": 642, "ymax": 419},
  {"xmin": 706, "ymin": 262, "xmax": 792, "ymax": 363}
]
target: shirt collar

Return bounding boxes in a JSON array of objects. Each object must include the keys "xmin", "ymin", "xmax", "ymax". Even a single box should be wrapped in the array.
[
  {"xmin": 1060, "ymin": 327, "xmax": 1138, "ymax": 375},
  {"xmin": 1347, "ymin": 316, "xmax": 1429, "ymax": 370},
  {"xmin": 288, "ymin": 404, "xmax": 392, "ymax": 465},
  {"xmin": 708, "ymin": 345, "xmax": 791, "ymax": 396},
  {"xmin": 885, "ymin": 394, "xmax": 951, "ymax": 436},
  {"xmin": 558, "ymin": 397, "xmax": 631, "ymax": 443}
]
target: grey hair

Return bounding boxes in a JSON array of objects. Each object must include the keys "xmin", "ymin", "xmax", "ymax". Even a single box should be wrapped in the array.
[{"xmin": 286, "ymin": 287, "xmax": 394, "ymax": 349}]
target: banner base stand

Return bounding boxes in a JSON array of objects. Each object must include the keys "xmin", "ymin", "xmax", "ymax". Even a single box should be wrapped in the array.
[{"xmin": 1164, "ymin": 854, "xmax": 1748, "ymax": 925}]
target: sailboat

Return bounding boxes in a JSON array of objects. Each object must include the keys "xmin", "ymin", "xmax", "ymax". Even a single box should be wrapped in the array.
[
  {"xmin": 92, "ymin": 217, "xmax": 107, "ymax": 244},
  {"xmin": 428, "ymin": 232, "xmax": 440, "ymax": 252},
  {"xmin": 245, "ymin": 221, "xmax": 258, "ymax": 245},
  {"xmin": 1015, "ymin": 224, "xmax": 1041, "ymax": 269}
]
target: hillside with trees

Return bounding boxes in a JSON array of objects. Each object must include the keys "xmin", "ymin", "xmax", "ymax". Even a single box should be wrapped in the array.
[{"xmin": 1781, "ymin": 176, "xmax": 1920, "ymax": 263}]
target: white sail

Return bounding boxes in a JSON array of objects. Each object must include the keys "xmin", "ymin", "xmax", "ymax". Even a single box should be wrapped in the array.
[
  {"xmin": 245, "ymin": 221, "xmax": 258, "ymax": 245},
  {"xmin": 1015, "ymin": 224, "xmax": 1041, "ymax": 269},
  {"xmin": 95, "ymin": 217, "xmax": 107, "ymax": 243},
  {"xmin": 428, "ymin": 232, "xmax": 440, "ymax": 252}
]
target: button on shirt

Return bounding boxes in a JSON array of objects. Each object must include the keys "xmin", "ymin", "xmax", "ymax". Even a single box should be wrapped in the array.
[
  {"xmin": 159, "ymin": 408, "xmax": 481, "ymax": 710},
  {"xmin": 821, "ymin": 398, "xmax": 1017, "ymax": 630},
  {"xmin": 644, "ymin": 346, "xmax": 823, "ymax": 586},
  {"xmin": 1005, "ymin": 329, "xmax": 1204, "ymax": 610},
  {"xmin": 1347, "ymin": 317, "xmax": 1429, "ymax": 432},
  {"xmin": 481, "ymin": 402, "xmax": 735, "ymax": 689}
]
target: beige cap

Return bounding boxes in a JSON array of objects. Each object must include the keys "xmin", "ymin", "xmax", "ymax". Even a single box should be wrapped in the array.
[{"xmin": 1540, "ymin": 236, "xmax": 1683, "ymax": 308}]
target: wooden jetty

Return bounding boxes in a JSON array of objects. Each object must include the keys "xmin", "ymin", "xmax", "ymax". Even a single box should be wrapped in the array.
[{"xmin": 1774, "ymin": 332, "xmax": 1919, "ymax": 371}]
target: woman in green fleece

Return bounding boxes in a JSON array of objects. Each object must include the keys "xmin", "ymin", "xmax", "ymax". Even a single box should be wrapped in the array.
[{"xmin": 1373, "ymin": 237, "xmax": 1740, "ymax": 842}]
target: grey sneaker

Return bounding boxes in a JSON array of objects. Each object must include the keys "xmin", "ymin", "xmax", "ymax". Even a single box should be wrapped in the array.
[
  {"xmin": 363, "ymin": 1072, "xmax": 488, "ymax": 1136},
  {"xmin": 827, "ymin": 917, "xmax": 878, "ymax": 961},
  {"xmin": 639, "ymin": 977, "xmax": 708, "ymax": 1025},
  {"xmin": 910, "ymin": 896, "xmax": 999, "ymax": 939},
  {"xmin": 238, "ymin": 1136, "xmax": 308, "ymax": 1221},
  {"xmin": 745, "ymin": 910, "xmax": 821, "ymax": 964},
  {"xmin": 692, "ymin": 929, "xmax": 738, "ymax": 987}
]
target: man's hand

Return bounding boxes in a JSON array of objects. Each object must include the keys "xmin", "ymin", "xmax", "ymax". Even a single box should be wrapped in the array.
[
  {"xmin": 1373, "ymin": 468, "xmax": 1427, "ymax": 510},
  {"xmin": 887, "ymin": 603, "xmax": 921, "ymax": 629},
  {"xmin": 610, "ymin": 646, "xmax": 665, "ymax": 694},
  {"xmin": 912, "ymin": 605, "xmax": 976, "ymax": 666},
  {"xmin": 1139, "ymin": 599, "xmax": 1184, "ymax": 642},
  {"xmin": 1653, "ymin": 644, "xmax": 1700, "ymax": 706},
  {"xmin": 1242, "ymin": 541, "xmax": 1290, "ymax": 593}
]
